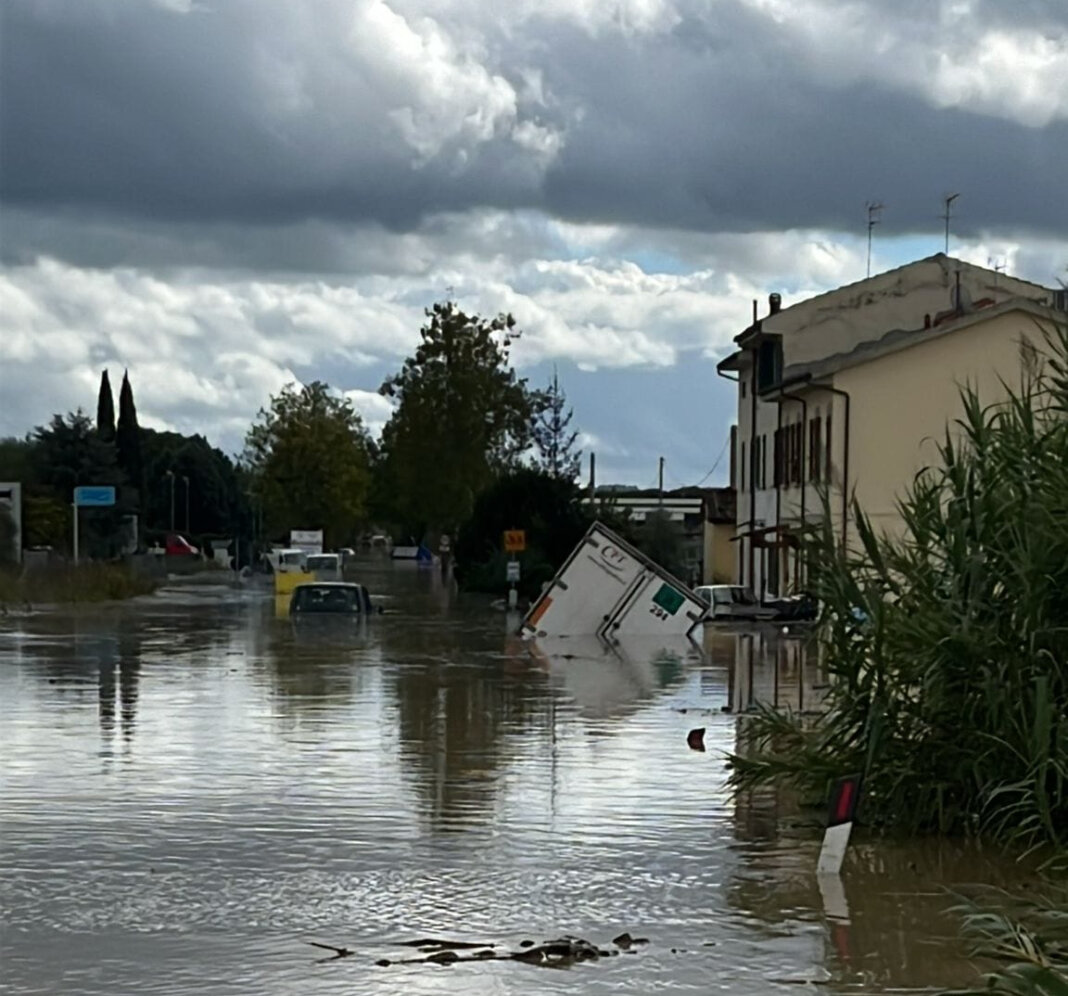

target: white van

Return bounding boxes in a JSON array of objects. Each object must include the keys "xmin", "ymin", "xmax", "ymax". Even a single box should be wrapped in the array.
[{"xmin": 305, "ymin": 552, "xmax": 342, "ymax": 581}]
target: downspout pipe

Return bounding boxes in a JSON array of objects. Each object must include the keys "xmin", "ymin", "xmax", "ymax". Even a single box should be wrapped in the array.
[{"xmin": 716, "ymin": 365, "xmax": 751, "ymax": 586}]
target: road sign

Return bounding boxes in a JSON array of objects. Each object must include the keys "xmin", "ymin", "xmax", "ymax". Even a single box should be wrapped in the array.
[
  {"xmin": 503, "ymin": 529, "xmax": 526, "ymax": 552},
  {"xmin": 74, "ymin": 486, "xmax": 116, "ymax": 507},
  {"xmin": 506, "ymin": 561, "xmax": 521, "ymax": 583}
]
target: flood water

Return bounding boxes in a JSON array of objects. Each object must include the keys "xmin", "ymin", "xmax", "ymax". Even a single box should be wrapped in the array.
[{"xmin": 0, "ymin": 559, "xmax": 1039, "ymax": 994}]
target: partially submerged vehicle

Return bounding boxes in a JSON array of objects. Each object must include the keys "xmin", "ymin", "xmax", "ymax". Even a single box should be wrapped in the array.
[
  {"xmin": 522, "ymin": 522, "xmax": 706, "ymax": 640},
  {"xmin": 694, "ymin": 585, "xmax": 778, "ymax": 622},
  {"xmin": 289, "ymin": 582, "xmax": 375, "ymax": 616},
  {"xmin": 305, "ymin": 552, "xmax": 342, "ymax": 581}
]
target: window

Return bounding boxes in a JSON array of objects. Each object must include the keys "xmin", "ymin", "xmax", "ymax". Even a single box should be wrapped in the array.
[
  {"xmin": 773, "ymin": 428, "xmax": 782, "ymax": 487},
  {"xmin": 740, "ymin": 441, "xmax": 746, "ymax": 491},
  {"xmin": 790, "ymin": 422, "xmax": 803, "ymax": 485},
  {"xmin": 809, "ymin": 415, "xmax": 822, "ymax": 482},
  {"xmin": 756, "ymin": 338, "xmax": 783, "ymax": 392},
  {"xmin": 825, "ymin": 412, "xmax": 833, "ymax": 481},
  {"xmin": 741, "ymin": 379, "xmax": 747, "ymax": 399}
]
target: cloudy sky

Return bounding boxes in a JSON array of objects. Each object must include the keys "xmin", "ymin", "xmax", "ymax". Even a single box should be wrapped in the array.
[{"xmin": 2, "ymin": 0, "xmax": 1066, "ymax": 486}]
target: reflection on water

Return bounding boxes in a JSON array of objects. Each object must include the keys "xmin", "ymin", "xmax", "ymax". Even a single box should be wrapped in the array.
[{"xmin": 0, "ymin": 563, "xmax": 1041, "ymax": 995}]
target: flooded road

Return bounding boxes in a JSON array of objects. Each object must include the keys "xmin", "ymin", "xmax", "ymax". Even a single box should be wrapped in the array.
[{"xmin": 0, "ymin": 560, "xmax": 1035, "ymax": 994}]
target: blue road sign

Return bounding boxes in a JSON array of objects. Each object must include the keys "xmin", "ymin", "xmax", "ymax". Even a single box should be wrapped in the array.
[{"xmin": 74, "ymin": 486, "xmax": 116, "ymax": 507}]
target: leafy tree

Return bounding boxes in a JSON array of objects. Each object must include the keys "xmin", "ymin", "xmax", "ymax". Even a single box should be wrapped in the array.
[
  {"xmin": 141, "ymin": 429, "xmax": 246, "ymax": 538},
  {"xmin": 453, "ymin": 467, "xmax": 595, "ymax": 596},
  {"xmin": 533, "ymin": 368, "xmax": 581, "ymax": 480},
  {"xmin": 32, "ymin": 411, "xmax": 125, "ymax": 556},
  {"xmin": 378, "ymin": 301, "xmax": 545, "ymax": 535},
  {"xmin": 96, "ymin": 370, "xmax": 115, "ymax": 442},
  {"xmin": 243, "ymin": 381, "xmax": 371, "ymax": 548}
]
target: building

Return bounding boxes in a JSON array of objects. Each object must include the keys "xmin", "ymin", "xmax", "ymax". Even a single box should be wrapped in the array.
[
  {"xmin": 591, "ymin": 486, "xmax": 736, "ymax": 585},
  {"xmin": 717, "ymin": 254, "xmax": 1067, "ymax": 598}
]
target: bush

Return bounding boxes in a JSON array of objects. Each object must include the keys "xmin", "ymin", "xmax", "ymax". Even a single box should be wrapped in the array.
[
  {"xmin": 0, "ymin": 563, "xmax": 157, "ymax": 604},
  {"xmin": 729, "ymin": 322, "xmax": 1068, "ymax": 851}
]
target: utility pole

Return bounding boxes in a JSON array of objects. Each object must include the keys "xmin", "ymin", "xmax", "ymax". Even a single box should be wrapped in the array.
[
  {"xmin": 658, "ymin": 456, "xmax": 664, "ymax": 507},
  {"xmin": 942, "ymin": 193, "xmax": 960, "ymax": 255},
  {"xmin": 588, "ymin": 452, "xmax": 596, "ymax": 503},
  {"xmin": 182, "ymin": 475, "xmax": 190, "ymax": 532},
  {"xmin": 165, "ymin": 470, "xmax": 175, "ymax": 531},
  {"xmin": 866, "ymin": 201, "xmax": 883, "ymax": 278}
]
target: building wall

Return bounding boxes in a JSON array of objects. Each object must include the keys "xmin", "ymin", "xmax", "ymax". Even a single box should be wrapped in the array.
[
  {"xmin": 834, "ymin": 309, "xmax": 1052, "ymax": 541},
  {"xmin": 703, "ymin": 520, "xmax": 735, "ymax": 584}
]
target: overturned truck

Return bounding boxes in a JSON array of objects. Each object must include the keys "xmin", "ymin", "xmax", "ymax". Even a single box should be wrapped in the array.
[{"xmin": 521, "ymin": 522, "xmax": 706, "ymax": 640}]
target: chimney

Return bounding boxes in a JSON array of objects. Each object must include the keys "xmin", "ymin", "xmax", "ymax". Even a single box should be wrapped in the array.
[{"xmin": 769, "ymin": 292, "xmax": 782, "ymax": 315}]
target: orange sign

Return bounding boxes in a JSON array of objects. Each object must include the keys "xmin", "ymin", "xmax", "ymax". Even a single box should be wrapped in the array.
[{"xmin": 503, "ymin": 529, "xmax": 526, "ymax": 552}]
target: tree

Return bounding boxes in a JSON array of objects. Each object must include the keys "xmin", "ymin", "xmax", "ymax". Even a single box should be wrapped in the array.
[
  {"xmin": 453, "ymin": 467, "xmax": 594, "ymax": 596},
  {"xmin": 378, "ymin": 301, "xmax": 545, "ymax": 535},
  {"xmin": 243, "ymin": 381, "xmax": 371, "ymax": 548},
  {"xmin": 140, "ymin": 429, "xmax": 246, "ymax": 538},
  {"xmin": 96, "ymin": 370, "xmax": 115, "ymax": 442},
  {"xmin": 32, "ymin": 411, "xmax": 125, "ymax": 556},
  {"xmin": 116, "ymin": 370, "xmax": 142, "ymax": 496},
  {"xmin": 533, "ymin": 368, "xmax": 581, "ymax": 480}
]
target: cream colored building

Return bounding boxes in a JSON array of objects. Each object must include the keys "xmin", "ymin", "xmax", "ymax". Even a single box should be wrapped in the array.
[{"xmin": 717, "ymin": 253, "xmax": 1066, "ymax": 598}]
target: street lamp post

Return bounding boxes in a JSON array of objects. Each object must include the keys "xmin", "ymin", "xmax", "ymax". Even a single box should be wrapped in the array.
[
  {"xmin": 182, "ymin": 475, "xmax": 190, "ymax": 533},
  {"xmin": 165, "ymin": 470, "xmax": 175, "ymax": 531}
]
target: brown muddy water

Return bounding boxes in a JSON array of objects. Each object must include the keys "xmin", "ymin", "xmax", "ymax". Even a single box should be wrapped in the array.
[{"xmin": 0, "ymin": 559, "xmax": 1040, "ymax": 994}]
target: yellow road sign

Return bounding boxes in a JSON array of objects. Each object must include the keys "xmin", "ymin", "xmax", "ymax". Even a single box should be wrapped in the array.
[{"xmin": 503, "ymin": 529, "xmax": 526, "ymax": 552}]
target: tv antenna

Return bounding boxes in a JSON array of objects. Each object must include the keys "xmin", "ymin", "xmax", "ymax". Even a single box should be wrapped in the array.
[
  {"xmin": 942, "ymin": 193, "xmax": 960, "ymax": 255},
  {"xmin": 866, "ymin": 201, "xmax": 884, "ymax": 278}
]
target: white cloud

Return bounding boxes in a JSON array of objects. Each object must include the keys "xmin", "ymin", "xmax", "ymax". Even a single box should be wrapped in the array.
[{"xmin": 739, "ymin": 0, "xmax": 1068, "ymax": 126}]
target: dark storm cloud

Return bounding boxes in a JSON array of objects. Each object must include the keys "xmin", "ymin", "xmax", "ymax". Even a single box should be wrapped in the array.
[{"xmin": 3, "ymin": 0, "xmax": 1066, "ymax": 261}]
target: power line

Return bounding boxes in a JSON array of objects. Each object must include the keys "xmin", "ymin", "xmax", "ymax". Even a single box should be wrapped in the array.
[{"xmin": 693, "ymin": 431, "xmax": 731, "ymax": 487}]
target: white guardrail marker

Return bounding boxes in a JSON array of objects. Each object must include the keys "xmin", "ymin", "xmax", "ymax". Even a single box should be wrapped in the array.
[{"xmin": 817, "ymin": 774, "xmax": 862, "ymax": 875}]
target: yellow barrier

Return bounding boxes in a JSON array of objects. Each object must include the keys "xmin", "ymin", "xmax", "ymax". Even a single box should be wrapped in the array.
[{"xmin": 274, "ymin": 570, "xmax": 314, "ymax": 596}]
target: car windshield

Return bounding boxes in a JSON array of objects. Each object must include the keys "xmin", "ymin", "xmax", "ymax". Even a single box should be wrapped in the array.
[
  {"xmin": 732, "ymin": 587, "xmax": 758, "ymax": 605},
  {"xmin": 293, "ymin": 586, "xmax": 359, "ymax": 612}
]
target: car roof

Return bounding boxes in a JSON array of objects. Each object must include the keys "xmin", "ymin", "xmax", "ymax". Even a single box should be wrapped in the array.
[{"xmin": 293, "ymin": 581, "xmax": 360, "ymax": 589}]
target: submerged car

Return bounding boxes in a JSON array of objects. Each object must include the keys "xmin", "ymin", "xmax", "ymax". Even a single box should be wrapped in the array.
[
  {"xmin": 289, "ymin": 581, "xmax": 374, "ymax": 616},
  {"xmin": 694, "ymin": 584, "xmax": 778, "ymax": 622}
]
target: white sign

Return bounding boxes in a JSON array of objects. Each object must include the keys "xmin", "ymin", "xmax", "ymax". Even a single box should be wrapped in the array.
[
  {"xmin": 0, "ymin": 482, "xmax": 22, "ymax": 564},
  {"xmin": 506, "ymin": 560, "xmax": 521, "ymax": 583},
  {"xmin": 289, "ymin": 529, "xmax": 323, "ymax": 555}
]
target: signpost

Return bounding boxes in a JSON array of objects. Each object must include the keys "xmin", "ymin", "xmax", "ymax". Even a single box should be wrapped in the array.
[
  {"xmin": 72, "ymin": 486, "xmax": 116, "ymax": 565},
  {"xmin": 503, "ymin": 529, "xmax": 525, "ymax": 609}
]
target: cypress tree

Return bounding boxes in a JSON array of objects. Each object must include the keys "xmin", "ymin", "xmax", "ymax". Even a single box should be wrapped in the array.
[
  {"xmin": 116, "ymin": 370, "xmax": 143, "ymax": 502},
  {"xmin": 96, "ymin": 370, "xmax": 116, "ymax": 441}
]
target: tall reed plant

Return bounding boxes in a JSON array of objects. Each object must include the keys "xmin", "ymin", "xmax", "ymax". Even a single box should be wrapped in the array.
[{"xmin": 729, "ymin": 321, "xmax": 1068, "ymax": 851}]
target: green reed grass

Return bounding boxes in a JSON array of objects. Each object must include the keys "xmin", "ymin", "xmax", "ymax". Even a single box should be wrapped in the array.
[{"xmin": 728, "ymin": 321, "xmax": 1068, "ymax": 852}]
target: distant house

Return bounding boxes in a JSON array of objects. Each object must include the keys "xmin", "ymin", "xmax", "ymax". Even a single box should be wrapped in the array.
[
  {"xmin": 589, "ymin": 485, "xmax": 736, "ymax": 585},
  {"xmin": 717, "ymin": 253, "xmax": 1067, "ymax": 599}
]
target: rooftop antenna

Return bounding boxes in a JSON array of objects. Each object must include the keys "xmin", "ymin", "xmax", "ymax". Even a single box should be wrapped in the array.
[
  {"xmin": 988, "ymin": 256, "xmax": 1005, "ymax": 288},
  {"xmin": 942, "ymin": 193, "xmax": 960, "ymax": 255},
  {"xmin": 866, "ymin": 201, "xmax": 884, "ymax": 278}
]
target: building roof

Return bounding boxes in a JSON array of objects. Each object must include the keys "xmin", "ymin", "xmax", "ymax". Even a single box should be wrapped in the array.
[{"xmin": 774, "ymin": 296, "xmax": 1064, "ymax": 388}]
